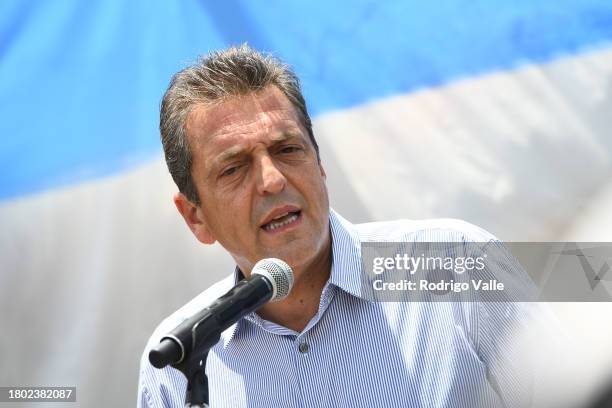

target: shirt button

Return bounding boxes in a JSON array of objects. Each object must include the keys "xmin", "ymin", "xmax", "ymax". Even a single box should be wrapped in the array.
[{"xmin": 298, "ymin": 342, "xmax": 310, "ymax": 354}]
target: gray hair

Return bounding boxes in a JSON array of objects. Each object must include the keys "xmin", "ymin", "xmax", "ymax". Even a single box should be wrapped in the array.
[{"xmin": 160, "ymin": 44, "xmax": 318, "ymax": 205}]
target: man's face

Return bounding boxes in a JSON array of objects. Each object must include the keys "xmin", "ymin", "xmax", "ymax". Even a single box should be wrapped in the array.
[{"xmin": 182, "ymin": 86, "xmax": 330, "ymax": 275}]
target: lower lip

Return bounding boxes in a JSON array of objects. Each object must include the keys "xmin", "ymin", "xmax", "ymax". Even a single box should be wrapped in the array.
[{"xmin": 261, "ymin": 211, "xmax": 303, "ymax": 234}]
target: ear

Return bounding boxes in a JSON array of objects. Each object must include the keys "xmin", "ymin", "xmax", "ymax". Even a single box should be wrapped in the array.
[{"xmin": 173, "ymin": 193, "xmax": 216, "ymax": 245}]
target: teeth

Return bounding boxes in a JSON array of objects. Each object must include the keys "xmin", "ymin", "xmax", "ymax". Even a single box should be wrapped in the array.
[{"xmin": 264, "ymin": 213, "xmax": 298, "ymax": 231}]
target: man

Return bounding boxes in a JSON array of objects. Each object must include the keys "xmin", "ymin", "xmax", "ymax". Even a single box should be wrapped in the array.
[{"xmin": 138, "ymin": 45, "xmax": 535, "ymax": 407}]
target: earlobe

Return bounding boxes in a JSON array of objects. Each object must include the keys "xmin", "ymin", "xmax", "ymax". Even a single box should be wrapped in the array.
[{"xmin": 173, "ymin": 193, "xmax": 217, "ymax": 245}]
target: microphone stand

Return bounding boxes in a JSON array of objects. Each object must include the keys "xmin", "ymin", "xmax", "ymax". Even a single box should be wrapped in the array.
[
  {"xmin": 173, "ymin": 332, "xmax": 221, "ymax": 407},
  {"xmin": 183, "ymin": 350, "xmax": 210, "ymax": 407},
  {"xmin": 151, "ymin": 265, "xmax": 287, "ymax": 406}
]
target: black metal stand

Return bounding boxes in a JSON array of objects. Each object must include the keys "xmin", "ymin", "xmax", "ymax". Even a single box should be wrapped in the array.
[
  {"xmin": 150, "ymin": 270, "xmax": 279, "ymax": 406},
  {"xmin": 183, "ymin": 351, "xmax": 210, "ymax": 407},
  {"xmin": 173, "ymin": 332, "xmax": 220, "ymax": 407}
]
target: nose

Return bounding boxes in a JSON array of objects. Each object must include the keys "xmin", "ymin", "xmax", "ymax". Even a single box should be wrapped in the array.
[{"xmin": 255, "ymin": 154, "xmax": 287, "ymax": 195}]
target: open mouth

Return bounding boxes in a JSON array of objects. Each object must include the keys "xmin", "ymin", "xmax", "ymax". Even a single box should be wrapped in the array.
[{"xmin": 261, "ymin": 210, "xmax": 302, "ymax": 232}]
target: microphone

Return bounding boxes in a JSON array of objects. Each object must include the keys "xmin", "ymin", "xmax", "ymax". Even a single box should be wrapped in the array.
[{"xmin": 149, "ymin": 258, "xmax": 294, "ymax": 369}]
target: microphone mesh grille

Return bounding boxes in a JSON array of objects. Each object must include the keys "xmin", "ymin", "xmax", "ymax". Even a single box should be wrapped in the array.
[{"xmin": 252, "ymin": 258, "xmax": 294, "ymax": 301}]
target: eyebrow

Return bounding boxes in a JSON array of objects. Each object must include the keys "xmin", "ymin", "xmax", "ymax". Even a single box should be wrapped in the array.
[{"xmin": 213, "ymin": 133, "xmax": 299, "ymax": 166}]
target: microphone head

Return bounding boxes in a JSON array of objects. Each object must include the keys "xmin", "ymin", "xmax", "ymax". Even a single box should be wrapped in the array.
[{"xmin": 251, "ymin": 258, "xmax": 294, "ymax": 301}]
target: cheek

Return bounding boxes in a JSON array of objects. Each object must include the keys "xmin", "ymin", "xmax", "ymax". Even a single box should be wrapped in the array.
[{"xmin": 219, "ymin": 190, "xmax": 253, "ymax": 229}]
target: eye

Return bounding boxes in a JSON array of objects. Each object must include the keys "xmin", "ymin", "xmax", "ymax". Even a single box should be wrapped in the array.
[
  {"xmin": 220, "ymin": 165, "xmax": 240, "ymax": 177},
  {"xmin": 279, "ymin": 145, "xmax": 303, "ymax": 154}
]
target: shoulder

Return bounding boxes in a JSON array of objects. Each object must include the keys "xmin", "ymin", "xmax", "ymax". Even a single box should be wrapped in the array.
[
  {"xmin": 137, "ymin": 273, "xmax": 235, "ymax": 407},
  {"xmin": 353, "ymin": 217, "xmax": 498, "ymax": 243}
]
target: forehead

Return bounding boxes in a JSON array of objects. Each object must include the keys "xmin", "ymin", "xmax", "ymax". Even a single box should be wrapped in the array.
[{"xmin": 185, "ymin": 86, "xmax": 303, "ymax": 153}]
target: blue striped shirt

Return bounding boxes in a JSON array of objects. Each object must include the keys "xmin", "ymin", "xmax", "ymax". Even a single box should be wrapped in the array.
[{"xmin": 138, "ymin": 209, "xmax": 535, "ymax": 407}]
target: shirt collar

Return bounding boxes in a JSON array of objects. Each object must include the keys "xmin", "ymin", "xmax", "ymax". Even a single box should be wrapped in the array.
[
  {"xmin": 219, "ymin": 208, "xmax": 368, "ymax": 348},
  {"xmin": 327, "ymin": 208, "xmax": 369, "ymax": 301}
]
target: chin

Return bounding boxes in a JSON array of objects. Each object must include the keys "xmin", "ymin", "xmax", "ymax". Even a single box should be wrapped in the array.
[{"xmin": 258, "ymin": 244, "xmax": 303, "ymax": 266}]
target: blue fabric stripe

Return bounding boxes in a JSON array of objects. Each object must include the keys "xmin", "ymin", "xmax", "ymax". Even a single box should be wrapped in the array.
[{"xmin": 1, "ymin": 0, "xmax": 612, "ymax": 199}]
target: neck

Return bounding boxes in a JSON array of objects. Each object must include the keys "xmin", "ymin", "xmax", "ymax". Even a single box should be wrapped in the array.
[{"xmin": 256, "ymin": 238, "xmax": 332, "ymax": 333}]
